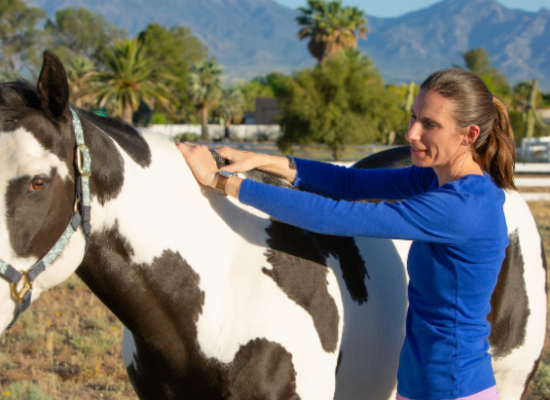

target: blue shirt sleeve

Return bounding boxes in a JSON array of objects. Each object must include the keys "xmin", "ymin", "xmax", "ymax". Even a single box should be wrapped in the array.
[
  {"xmin": 239, "ymin": 179, "xmax": 480, "ymax": 244},
  {"xmin": 293, "ymin": 158, "xmax": 437, "ymax": 201}
]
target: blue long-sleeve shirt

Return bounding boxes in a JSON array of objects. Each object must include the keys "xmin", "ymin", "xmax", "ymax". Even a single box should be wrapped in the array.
[{"xmin": 239, "ymin": 158, "xmax": 508, "ymax": 400}]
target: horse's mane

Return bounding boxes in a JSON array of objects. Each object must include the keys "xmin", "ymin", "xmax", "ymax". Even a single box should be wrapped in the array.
[
  {"xmin": 0, "ymin": 80, "xmax": 139, "ymax": 138},
  {"xmin": 0, "ymin": 80, "xmax": 42, "ymax": 122},
  {"xmin": 77, "ymin": 108, "xmax": 140, "ymax": 138}
]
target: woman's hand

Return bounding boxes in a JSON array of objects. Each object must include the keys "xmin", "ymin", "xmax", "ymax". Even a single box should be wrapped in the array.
[
  {"xmin": 216, "ymin": 146, "xmax": 266, "ymax": 173},
  {"xmin": 176, "ymin": 142, "xmax": 218, "ymax": 188},
  {"xmin": 216, "ymin": 146, "xmax": 297, "ymax": 183}
]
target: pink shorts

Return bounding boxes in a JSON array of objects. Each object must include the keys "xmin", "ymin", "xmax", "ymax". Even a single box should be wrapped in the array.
[{"xmin": 396, "ymin": 386, "xmax": 498, "ymax": 400}]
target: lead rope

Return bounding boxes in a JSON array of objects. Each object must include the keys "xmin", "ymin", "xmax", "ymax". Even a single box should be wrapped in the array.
[{"xmin": 0, "ymin": 107, "xmax": 91, "ymax": 328}]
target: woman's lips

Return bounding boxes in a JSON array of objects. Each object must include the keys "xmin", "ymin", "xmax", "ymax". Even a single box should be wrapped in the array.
[{"xmin": 411, "ymin": 147, "xmax": 426, "ymax": 154}]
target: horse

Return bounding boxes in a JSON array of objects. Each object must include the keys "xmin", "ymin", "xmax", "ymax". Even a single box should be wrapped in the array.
[{"xmin": 0, "ymin": 51, "xmax": 546, "ymax": 400}]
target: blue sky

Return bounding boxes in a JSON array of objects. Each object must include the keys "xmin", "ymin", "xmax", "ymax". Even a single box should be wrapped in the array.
[{"xmin": 272, "ymin": 0, "xmax": 549, "ymax": 17}]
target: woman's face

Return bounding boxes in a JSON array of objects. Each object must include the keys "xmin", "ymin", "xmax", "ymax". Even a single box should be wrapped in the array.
[{"xmin": 406, "ymin": 89, "xmax": 469, "ymax": 169}]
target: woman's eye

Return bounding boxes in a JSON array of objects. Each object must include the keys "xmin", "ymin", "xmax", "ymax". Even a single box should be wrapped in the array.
[{"xmin": 30, "ymin": 178, "xmax": 46, "ymax": 191}]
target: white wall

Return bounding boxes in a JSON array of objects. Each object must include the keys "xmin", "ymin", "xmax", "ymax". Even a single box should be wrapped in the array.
[
  {"xmin": 147, "ymin": 124, "xmax": 281, "ymax": 141},
  {"xmin": 538, "ymin": 109, "xmax": 550, "ymax": 124}
]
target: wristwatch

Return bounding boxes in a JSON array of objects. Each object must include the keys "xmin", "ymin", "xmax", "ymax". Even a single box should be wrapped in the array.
[
  {"xmin": 215, "ymin": 170, "xmax": 235, "ymax": 196},
  {"xmin": 286, "ymin": 155, "xmax": 296, "ymax": 170}
]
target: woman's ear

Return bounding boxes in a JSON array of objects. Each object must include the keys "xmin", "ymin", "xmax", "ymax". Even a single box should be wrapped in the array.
[{"xmin": 462, "ymin": 125, "xmax": 481, "ymax": 146}]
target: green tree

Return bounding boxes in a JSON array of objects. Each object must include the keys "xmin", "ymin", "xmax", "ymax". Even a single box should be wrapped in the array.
[
  {"xmin": 0, "ymin": 0, "xmax": 46, "ymax": 72},
  {"xmin": 239, "ymin": 72, "xmax": 290, "ymax": 113},
  {"xmin": 187, "ymin": 58, "xmax": 223, "ymax": 140},
  {"xmin": 277, "ymin": 55, "xmax": 407, "ymax": 160},
  {"xmin": 239, "ymin": 79, "xmax": 274, "ymax": 112},
  {"xmin": 402, "ymin": 82, "xmax": 417, "ymax": 113},
  {"xmin": 138, "ymin": 23, "xmax": 208, "ymax": 119},
  {"xmin": 93, "ymin": 38, "xmax": 176, "ymax": 124},
  {"xmin": 0, "ymin": 68, "xmax": 20, "ymax": 82},
  {"xmin": 66, "ymin": 55, "xmax": 97, "ymax": 108},
  {"xmin": 45, "ymin": 7, "xmax": 126, "ymax": 62},
  {"xmin": 511, "ymin": 79, "xmax": 548, "ymax": 139},
  {"xmin": 297, "ymin": 0, "xmax": 368, "ymax": 64},
  {"xmin": 456, "ymin": 48, "xmax": 510, "ymax": 97},
  {"xmin": 216, "ymin": 87, "xmax": 245, "ymax": 127}
]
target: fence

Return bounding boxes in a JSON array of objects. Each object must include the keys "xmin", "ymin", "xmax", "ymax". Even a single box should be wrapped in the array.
[
  {"xmin": 519, "ymin": 137, "xmax": 550, "ymax": 162},
  {"xmin": 148, "ymin": 124, "xmax": 281, "ymax": 141}
]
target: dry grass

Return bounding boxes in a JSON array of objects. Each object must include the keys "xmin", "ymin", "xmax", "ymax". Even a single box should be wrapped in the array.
[
  {"xmin": 525, "ymin": 202, "xmax": 550, "ymax": 399},
  {"xmin": 517, "ymin": 187, "xmax": 550, "ymax": 193},
  {"xmin": 0, "ymin": 275, "xmax": 136, "ymax": 399},
  {"xmin": 0, "ymin": 201, "xmax": 549, "ymax": 399}
]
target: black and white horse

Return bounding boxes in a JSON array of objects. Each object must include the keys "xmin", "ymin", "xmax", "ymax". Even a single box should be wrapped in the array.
[{"xmin": 0, "ymin": 52, "xmax": 546, "ymax": 400}]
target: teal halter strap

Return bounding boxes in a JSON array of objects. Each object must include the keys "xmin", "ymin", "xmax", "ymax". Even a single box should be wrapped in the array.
[{"xmin": 0, "ymin": 106, "xmax": 92, "ymax": 328}]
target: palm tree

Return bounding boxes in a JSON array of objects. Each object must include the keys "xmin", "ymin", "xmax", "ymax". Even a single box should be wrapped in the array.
[
  {"xmin": 93, "ymin": 38, "xmax": 176, "ymax": 124},
  {"xmin": 0, "ymin": 68, "xmax": 20, "ymax": 83},
  {"xmin": 217, "ymin": 87, "xmax": 244, "ymax": 125},
  {"xmin": 297, "ymin": 0, "xmax": 368, "ymax": 64},
  {"xmin": 217, "ymin": 87, "xmax": 245, "ymax": 139},
  {"xmin": 188, "ymin": 58, "xmax": 223, "ymax": 140},
  {"xmin": 66, "ymin": 55, "xmax": 97, "ymax": 108},
  {"xmin": 514, "ymin": 79, "xmax": 548, "ymax": 138}
]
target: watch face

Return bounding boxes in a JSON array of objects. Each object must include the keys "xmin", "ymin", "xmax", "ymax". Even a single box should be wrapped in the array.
[{"xmin": 219, "ymin": 170, "xmax": 235, "ymax": 178}]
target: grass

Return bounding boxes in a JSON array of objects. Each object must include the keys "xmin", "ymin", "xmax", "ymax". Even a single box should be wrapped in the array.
[
  {"xmin": 0, "ymin": 274, "xmax": 136, "ymax": 399},
  {"xmin": 525, "ymin": 201, "xmax": 550, "ymax": 400},
  {"xmin": 0, "ymin": 202, "xmax": 549, "ymax": 399}
]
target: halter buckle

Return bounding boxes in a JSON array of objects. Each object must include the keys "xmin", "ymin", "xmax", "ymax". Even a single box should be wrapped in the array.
[
  {"xmin": 10, "ymin": 271, "xmax": 32, "ymax": 304},
  {"xmin": 76, "ymin": 144, "xmax": 92, "ymax": 178}
]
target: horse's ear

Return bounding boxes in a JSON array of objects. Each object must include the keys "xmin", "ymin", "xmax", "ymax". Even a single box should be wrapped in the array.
[{"xmin": 37, "ymin": 50, "xmax": 70, "ymax": 121}]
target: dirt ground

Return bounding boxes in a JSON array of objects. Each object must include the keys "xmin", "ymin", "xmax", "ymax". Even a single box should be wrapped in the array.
[
  {"xmin": 0, "ymin": 274, "xmax": 135, "ymax": 399},
  {"xmin": 0, "ymin": 202, "xmax": 549, "ymax": 399}
]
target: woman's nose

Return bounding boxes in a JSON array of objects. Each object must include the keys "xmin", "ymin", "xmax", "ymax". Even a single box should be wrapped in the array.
[{"xmin": 405, "ymin": 121, "xmax": 421, "ymax": 142}]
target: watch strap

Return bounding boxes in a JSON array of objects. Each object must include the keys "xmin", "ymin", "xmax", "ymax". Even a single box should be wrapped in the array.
[
  {"xmin": 215, "ymin": 171, "xmax": 235, "ymax": 196},
  {"xmin": 286, "ymin": 155, "xmax": 296, "ymax": 170}
]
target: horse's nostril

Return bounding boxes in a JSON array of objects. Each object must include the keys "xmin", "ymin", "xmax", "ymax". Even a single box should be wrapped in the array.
[{"xmin": 30, "ymin": 178, "xmax": 46, "ymax": 191}]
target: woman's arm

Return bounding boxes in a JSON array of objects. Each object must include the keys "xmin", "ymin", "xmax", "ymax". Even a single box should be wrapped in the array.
[
  {"xmin": 238, "ymin": 179, "xmax": 479, "ymax": 244},
  {"xmin": 176, "ymin": 142, "xmax": 246, "ymax": 198},
  {"xmin": 216, "ymin": 146, "xmax": 298, "ymax": 183},
  {"xmin": 176, "ymin": 143, "xmax": 478, "ymax": 243},
  {"xmin": 218, "ymin": 147, "xmax": 434, "ymax": 201},
  {"xmin": 176, "ymin": 143, "xmax": 434, "ymax": 202},
  {"xmin": 293, "ymin": 158, "xmax": 435, "ymax": 200}
]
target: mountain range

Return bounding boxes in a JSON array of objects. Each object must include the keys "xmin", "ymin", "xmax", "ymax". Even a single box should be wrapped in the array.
[{"xmin": 28, "ymin": 0, "xmax": 550, "ymax": 89}]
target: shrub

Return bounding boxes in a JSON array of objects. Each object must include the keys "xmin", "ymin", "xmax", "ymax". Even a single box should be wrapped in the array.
[
  {"xmin": 2, "ymin": 381, "xmax": 52, "ymax": 400},
  {"xmin": 152, "ymin": 113, "xmax": 168, "ymax": 124},
  {"xmin": 173, "ymin": 132, "xmax": 200, "ymax": 142},
  {"xmin": 529, "ymin": 361, "xmax": 550, "ymax": 399},
  {"xmin": 276, "ymin": 54, "xmax": 407, "ymax": 160}
]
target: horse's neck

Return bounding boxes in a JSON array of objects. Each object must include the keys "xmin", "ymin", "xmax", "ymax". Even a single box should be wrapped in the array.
[{"xmin": 78, "ymin": 127, "xmax": 272, "ymax": 343}]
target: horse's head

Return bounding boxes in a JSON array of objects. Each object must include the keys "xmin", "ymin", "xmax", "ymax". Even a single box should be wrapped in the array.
[{"xmin": 0, "ymin": 51, "xmax": 87, "ymax": 331}]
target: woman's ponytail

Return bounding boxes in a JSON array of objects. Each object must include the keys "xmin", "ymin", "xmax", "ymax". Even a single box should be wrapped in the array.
[
  {"xmin": 472, "ymin": 96, "xmax": 516, "ymax": 191},
  {"xmin": 421, "ymin": 69, "xmax": 516, "ymax": 191}
]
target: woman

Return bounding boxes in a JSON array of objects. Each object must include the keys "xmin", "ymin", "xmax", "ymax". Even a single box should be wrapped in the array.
[{"xmin": 177, "ymin": 68, "xmax": 515, "ymax": 400}]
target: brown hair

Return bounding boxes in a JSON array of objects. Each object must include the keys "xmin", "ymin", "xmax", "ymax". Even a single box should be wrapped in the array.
[{"xmin": 420, "ymin": 69, "xmax": 516, "ymax": 190}]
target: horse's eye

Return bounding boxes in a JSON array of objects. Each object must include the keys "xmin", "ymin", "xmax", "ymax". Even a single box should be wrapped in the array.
[{"xmin": 30, "ymin": 178, "xmax": 46, "ymax": 191}]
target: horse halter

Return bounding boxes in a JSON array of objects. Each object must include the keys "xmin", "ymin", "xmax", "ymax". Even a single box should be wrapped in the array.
[{"xmin": 0, "ymin": 107, "xmax": 92, "ymax": 329}]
